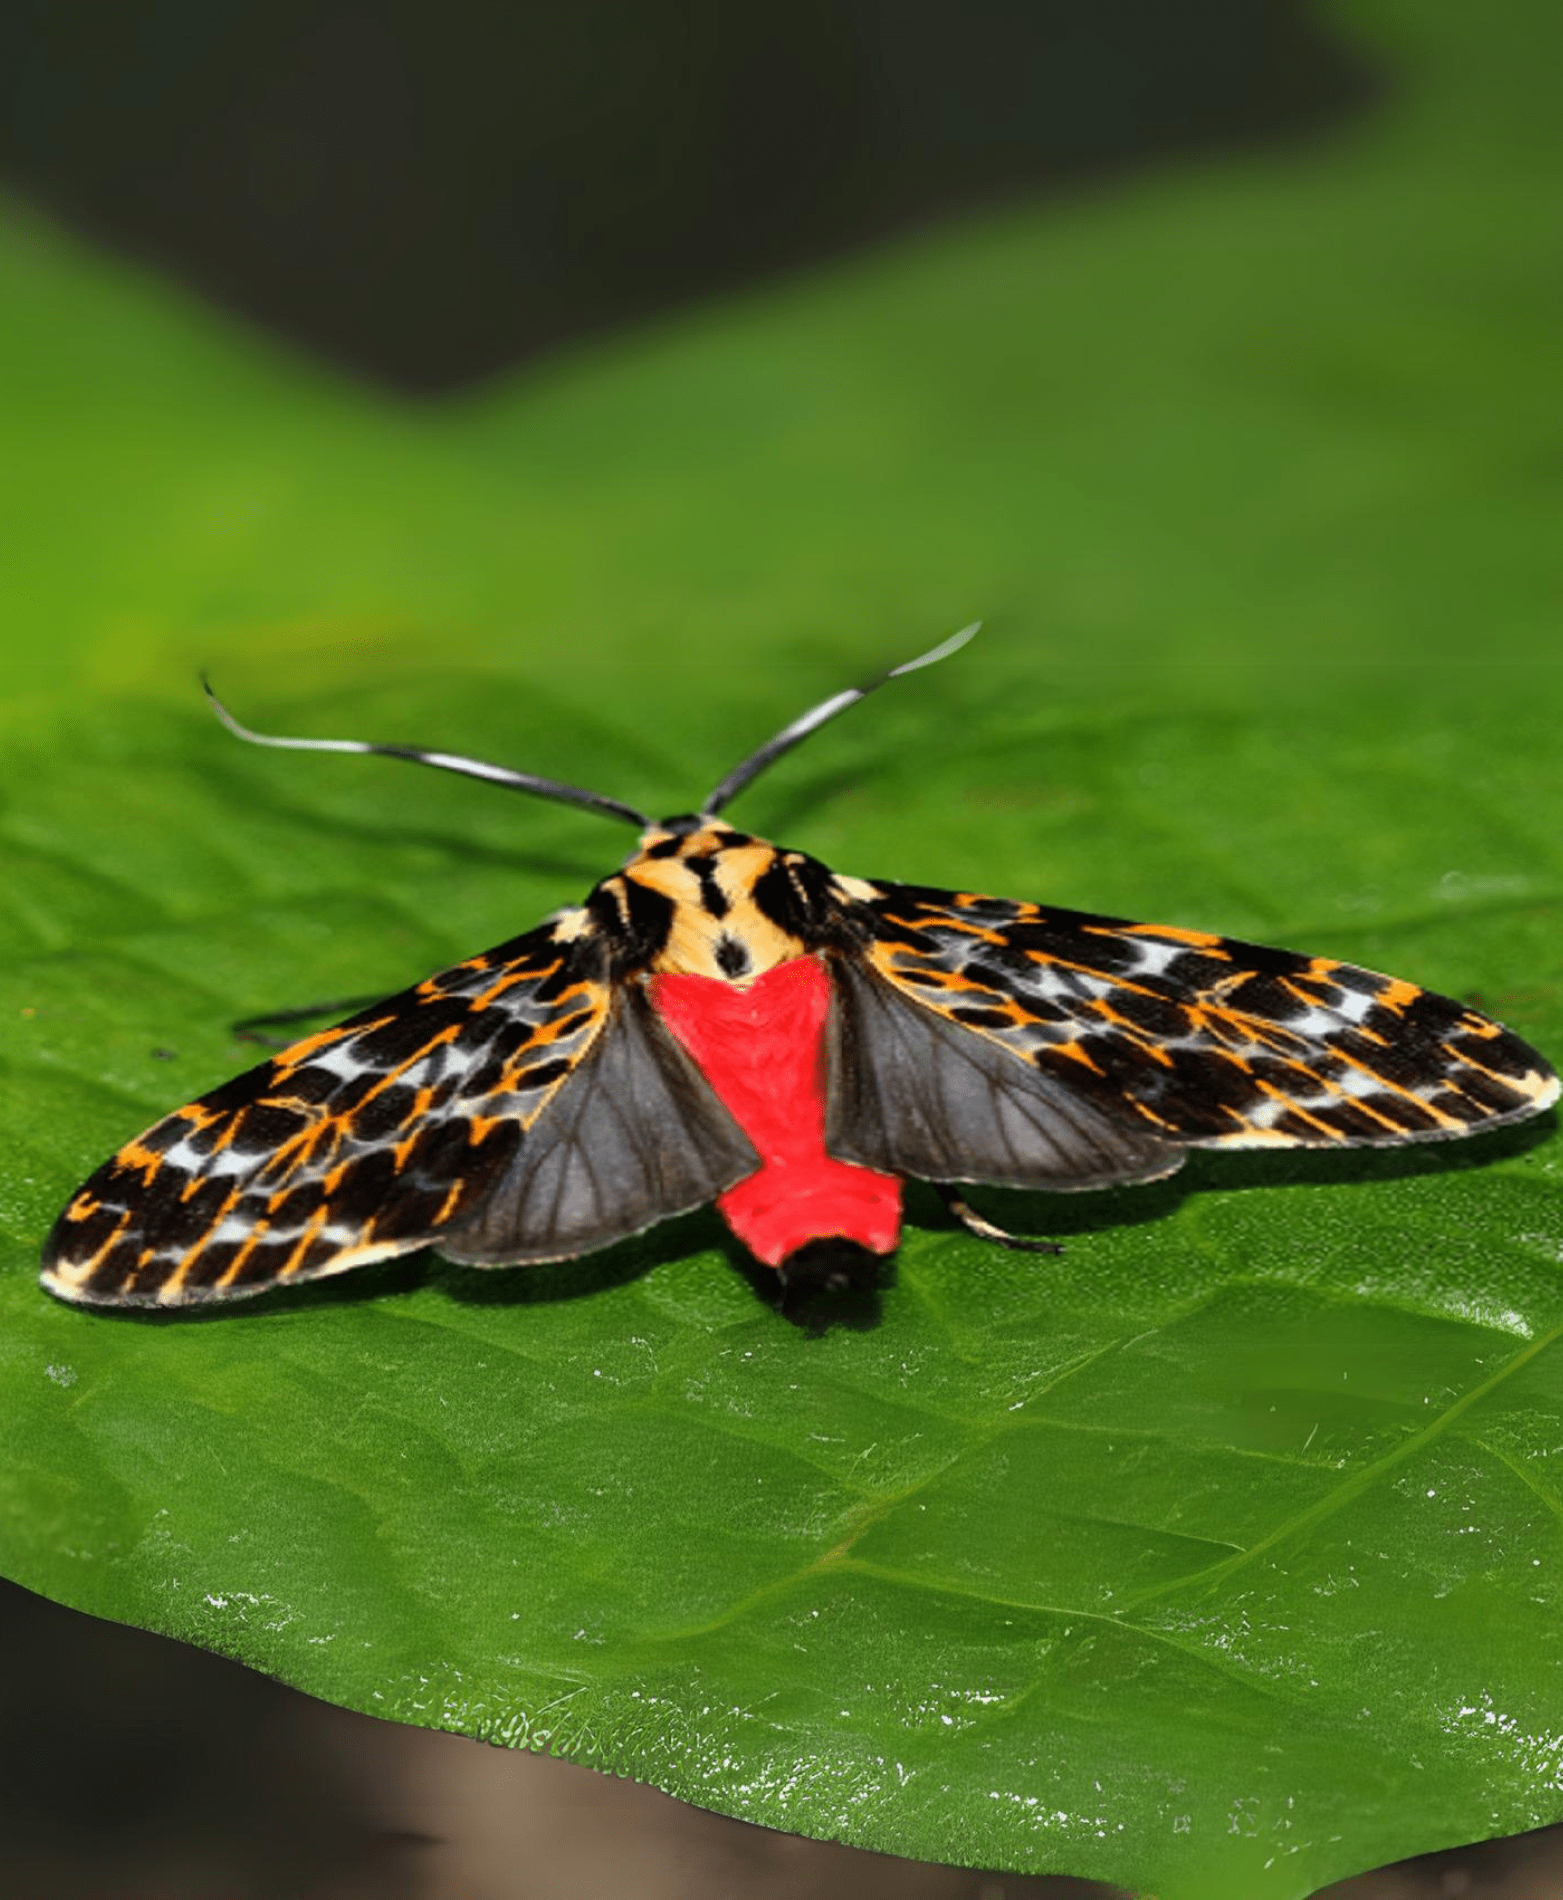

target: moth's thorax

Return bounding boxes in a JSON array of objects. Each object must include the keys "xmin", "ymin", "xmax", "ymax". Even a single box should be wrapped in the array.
[{"xmin": 619, "ymin": 821, "xmax": 805, "ymax": 981}]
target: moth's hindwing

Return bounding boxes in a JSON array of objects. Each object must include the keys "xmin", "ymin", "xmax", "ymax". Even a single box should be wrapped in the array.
[
  {"xmin": 42, "ymin": 918, "xmax": 617, "ymax": 1306},
  {"xmin": 438, "ymin": 983, "xmax": 758, "ymax": 1266},
  {"xmin": 824, "ymin": 954, "xmax": 1185, "ymax": 1190},
  {"xmin": 854, "ymin": 882, "xmax": 1559, "ymax": 1153}
]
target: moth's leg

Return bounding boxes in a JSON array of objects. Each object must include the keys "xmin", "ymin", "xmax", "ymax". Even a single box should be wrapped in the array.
[
  {"xmin": 933, "ymin": 1184, "xmax": 1064, "ymax": 1256},
  {"xmin": 230, "ymin": 996, "xmax": 383, "ymax": 1049}
]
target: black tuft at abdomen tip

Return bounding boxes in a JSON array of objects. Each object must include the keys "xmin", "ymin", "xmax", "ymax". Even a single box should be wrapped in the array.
[{"xmin": 777, "ymin": 1237, "xmax": 882, "ymax": 1298}]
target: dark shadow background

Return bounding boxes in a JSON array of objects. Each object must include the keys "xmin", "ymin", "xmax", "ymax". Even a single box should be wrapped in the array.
[
  {"xmin": 1, "ymin": 0, "xmax": 1370, "ymax": 394},
  {"xmin": 5, "ymin": 5, "xmax": 1553, "ymax": 1896}
]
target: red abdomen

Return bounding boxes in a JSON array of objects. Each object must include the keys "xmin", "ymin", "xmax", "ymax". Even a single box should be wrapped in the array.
[{"xmin": 650, "ymin": 957, "xmax": 901, "ymax": 1268}]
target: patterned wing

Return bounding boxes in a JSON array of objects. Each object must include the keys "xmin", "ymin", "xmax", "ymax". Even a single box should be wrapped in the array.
[
  {"xmin": 42, "ymin": 918, "xmax": 615, "ymax": 1306},
  {"xmin": 848, "ymin": 881, "xmax": 1559, "ymax": 1153}
]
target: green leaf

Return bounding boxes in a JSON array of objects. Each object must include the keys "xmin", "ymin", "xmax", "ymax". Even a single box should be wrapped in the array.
[{"xmin": 3, "ymin": 4, "xmax": 1563, "ymax": 1897}]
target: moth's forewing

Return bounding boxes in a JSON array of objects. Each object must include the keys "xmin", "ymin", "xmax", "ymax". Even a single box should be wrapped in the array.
[
  {"xmin": 42, "ymin": 920, "xmax": 613, "ymax": 1306},
  {"xmin": 857, "ymin": 883, "xmax": 1559, "ymax": 1152}
]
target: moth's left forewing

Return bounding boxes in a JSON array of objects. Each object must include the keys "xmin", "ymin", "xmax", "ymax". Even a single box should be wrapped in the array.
[
  {"xmin": 41, "ymin": 918, "xmax": 617, "ymax": 1306},
  {"xmin": 847, "ymin": 879, "xmax": 1558, "ymax": 1154}
]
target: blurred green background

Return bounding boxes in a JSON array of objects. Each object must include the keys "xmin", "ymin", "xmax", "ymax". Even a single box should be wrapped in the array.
[
  {"xmin": 1, "ymin": 0, "xmax": 1557, "ymax": 713},
  {"xmin": 2, "ymin": 4, "xmax": 1562, "ymax": 1897},
  {"xmin": 5, "ymin": 0, "xmax": 1555, "ymax": 722}
]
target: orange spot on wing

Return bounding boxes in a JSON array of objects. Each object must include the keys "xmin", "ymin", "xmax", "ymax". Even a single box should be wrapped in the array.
[
  {"xmin": 321, "ymin": 1156, "xmax": 352, "ymax": 1195},
  {"xmin": 473, "ymin": 961, "xmax": 562, "ymax": 1009},
  {"xmin": 1244, "ymin": 1090, "xmax": 1340, "ymax": 1139},
  {"xmin": 275, "ymin": 1023, "xmax": 373, "ymax": 1073},
  {"xmin": 1052, "ymin": 1039, "xmax": 1104, "ymax": 1074},
  {"xmin": 207, "ymin": 1115, "xmax": 244, "ymax": 1156},
  {"xmin": 927, "ymin": 917, "xmax": 1010, "ymax": 945},
  {"xmin": 1103, "ymin": 922, "xmax": 1226, "ymax": 950}
]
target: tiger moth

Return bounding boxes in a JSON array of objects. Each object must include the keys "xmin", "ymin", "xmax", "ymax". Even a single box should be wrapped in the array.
[{"xmin": 41, "ymin": 627, "xmax": 1559, "ymax": 1312}]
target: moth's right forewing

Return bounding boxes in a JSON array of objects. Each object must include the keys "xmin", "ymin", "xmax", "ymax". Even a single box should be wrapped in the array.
[{"xmin": 856, "ymin": 880, "xmax": 1559, "ymax": 1152}]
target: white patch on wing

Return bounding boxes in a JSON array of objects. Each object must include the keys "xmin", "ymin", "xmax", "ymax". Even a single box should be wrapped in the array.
[
  {"xmin": 548, "ymin": 907, "xmax": 594, "ymax": 942},
  {"xmin": 834, "ymin": 875, "xmax": 882, "ymax": 903}
]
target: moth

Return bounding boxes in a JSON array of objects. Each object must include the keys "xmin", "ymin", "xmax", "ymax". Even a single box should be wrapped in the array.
[{"xmin": 42, "ymin": 627, "xmax": 1558, "ymax": 1311}]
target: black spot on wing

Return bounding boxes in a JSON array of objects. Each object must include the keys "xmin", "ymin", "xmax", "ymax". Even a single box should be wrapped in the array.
[
  {"xmin": 348, "ymin": 997, "xmax": 473, "ymax": 1068},
  {"xmin": 1103, "ymin": 989, "xmax": 1192, "ymax": 1041}
]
